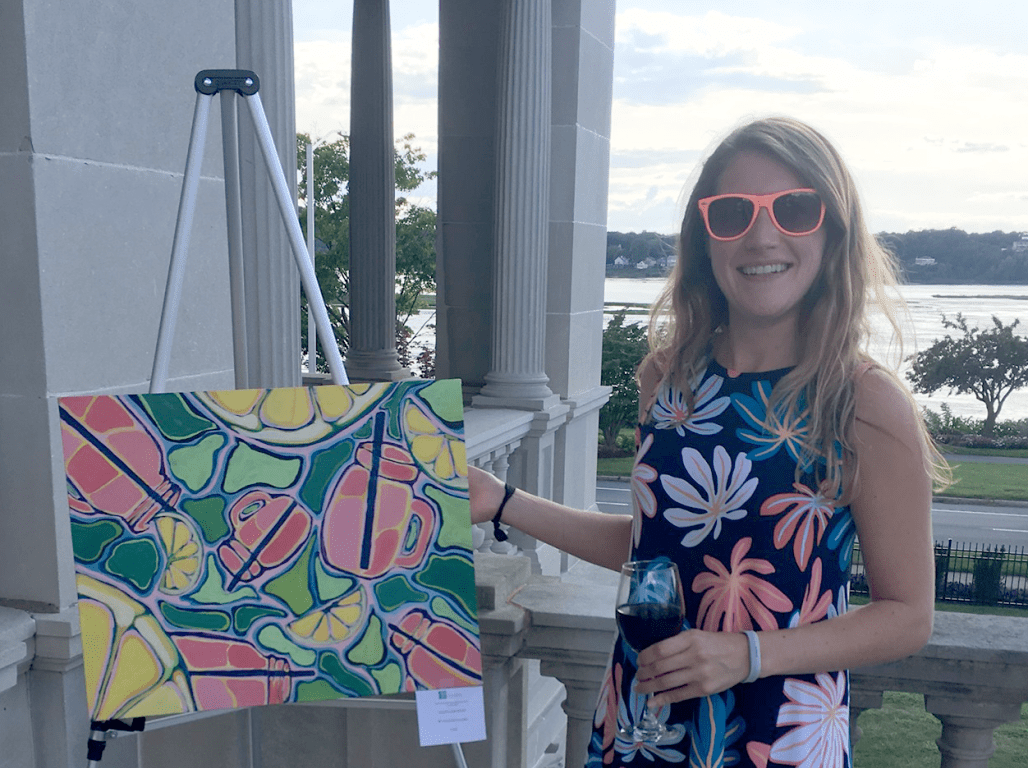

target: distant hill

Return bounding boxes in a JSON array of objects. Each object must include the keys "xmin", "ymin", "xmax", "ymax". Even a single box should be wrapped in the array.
[{"xmin": 607, "ymin": 228, "xmax": 1028, "ymax": 284}]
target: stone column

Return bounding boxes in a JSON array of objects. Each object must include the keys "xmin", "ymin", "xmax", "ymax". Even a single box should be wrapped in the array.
[
  {"xmin": 346, "ymin": 0, "xmax": 407, "ymax": 382},
  {"xmin": 473, "ymin": 0, "xmax": 559, "ymax": 411},
  {"xmin": 539, "ymin": 658, "xmax": 608, "ymax": 768},
  {"xmin": 545, "ymin": 0, "xmax": 615, "ymax": 510},
  {"xmin": 848, "ymin": 685, "xmax": 883, "ymax": 745},
  {"xmin": 235, "ymin": 0, "xmax": 301, "ymax": 389},
  {"xmin": 925, "ymin": 695, "xmax": 1024, "ymax": 768},
  {"xmin": 28, "ymin": 609, "xmax": 87, "ymax": 768}
]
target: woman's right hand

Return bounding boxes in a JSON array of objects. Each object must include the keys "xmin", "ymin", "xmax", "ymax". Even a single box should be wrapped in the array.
[{"xmin": 468, "ymin": 465, "xmax": 506, "ymax": 525}]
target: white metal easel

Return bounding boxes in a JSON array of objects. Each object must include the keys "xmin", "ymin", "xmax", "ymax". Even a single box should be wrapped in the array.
[
  {"xmin": 87, "ymin": 72, "xmax": 475, "ymax": 768},
  {"xmin": 149, "ymin": 69, "xmax": 348, "ymax": 394}
]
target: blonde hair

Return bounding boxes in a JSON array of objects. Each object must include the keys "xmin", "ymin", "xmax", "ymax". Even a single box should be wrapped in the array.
[{"xmin": 646, "ymin": 116, "xmax": 947, "ymax": 499}]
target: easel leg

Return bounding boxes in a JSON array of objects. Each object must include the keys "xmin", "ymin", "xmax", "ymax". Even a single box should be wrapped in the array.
[{"xmin": 150, "ymin": 92, "xmax": 213, "ymax": 394}]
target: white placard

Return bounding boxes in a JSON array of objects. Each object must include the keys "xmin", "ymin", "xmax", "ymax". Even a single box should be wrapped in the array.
[{"xmin": 415, "ymin": 686, "xmax": 487, "ymax": 747}]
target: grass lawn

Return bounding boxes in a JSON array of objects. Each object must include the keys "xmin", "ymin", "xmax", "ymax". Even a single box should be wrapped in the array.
[
  {"xmin": 600, "ymin": 450, "xmax": 1028, "ymax": 502},
  {"xmin": 854, "ymin": 694, "xmax": 1028, "ymax": 768},
  {"xmin": 944, "ymin": 446, "xmax": 1028, "ymax": 459},
  {"xmin": 939, "ymin": 459, "xmax": 1028, "ymax": 501}
]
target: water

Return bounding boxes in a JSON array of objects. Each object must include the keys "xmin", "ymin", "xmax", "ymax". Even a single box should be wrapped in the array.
[{"xmin": 605, "ymin": 278, "xmax": 1028, "ymax": 422}]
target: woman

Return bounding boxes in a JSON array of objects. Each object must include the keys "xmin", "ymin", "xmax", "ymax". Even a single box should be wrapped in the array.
[{"xmin": 469, "ymin": 116, "xmax": 944, "ymax": 767}]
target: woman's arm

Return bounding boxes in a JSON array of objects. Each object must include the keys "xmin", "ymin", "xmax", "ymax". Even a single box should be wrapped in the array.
[
  {"xmin": 469, "ymin": 466, "xmax": 633, "ymax": 572},
  {"xmin": 635, "ymin": 369, "xmax": 936, "ymax": 704}
]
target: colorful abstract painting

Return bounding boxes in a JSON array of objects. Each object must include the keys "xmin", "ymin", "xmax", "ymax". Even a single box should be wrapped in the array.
[{"xmin": 59, "ymin": 380, "xmax": 481, "ymax": 721}]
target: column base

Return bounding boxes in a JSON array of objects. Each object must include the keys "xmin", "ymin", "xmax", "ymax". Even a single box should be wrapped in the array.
[
  {"xmin": 343, "ymin": 350, "xmax": 410, "ymax": 382},
  {"xmin": 475, "ymin": 372, "xmax": 560, "ymax": 410}
]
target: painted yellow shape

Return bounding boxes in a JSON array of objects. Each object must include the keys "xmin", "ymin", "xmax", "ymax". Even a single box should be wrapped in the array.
[
  {"xmin": 404, "ymin": 402, "xmax": 467, "ymax": 483},
  {"xmin": 314, "ymin": 386, "xmax": 354, "ymax": 420},
  {"xmin": 288, "ymin": 586, "xmax": 366, "ymax": 647},
  {"xmin": 208, "ymin": 389, "xmax": 263, "ymax": 416},
  {"xmin": 156, "ymin": 514, "xmax": 202, "ymax": 595},
  {"xmin": 122, "ymin": 671, "xmax": 192, "ymax": 717},
  {"xmin": 97, "ymin": 630, "xmax": 165, "ymax": 720},
  {"xmin": 77, "ymin": 574, "xmax": 188, "ymax": 719},
  {"xmin": 79, "ymin": 599, "xmax": 116, "ymax": 712},
  {"xmin": 260, "ymin": 388, "xmax": 315, "ymax": 429}
]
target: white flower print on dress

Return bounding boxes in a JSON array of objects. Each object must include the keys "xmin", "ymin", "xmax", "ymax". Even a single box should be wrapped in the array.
[
  {"xmin": 651, "ymin": 375, "xmax": 730, "ymax": 436},
  {"xmin": 770, "ymin": 672, "xmax": 850, "ymax": 768},
  {"xmin": 661, "ymin": 446, "xmax": 758, "ymax": 548}
]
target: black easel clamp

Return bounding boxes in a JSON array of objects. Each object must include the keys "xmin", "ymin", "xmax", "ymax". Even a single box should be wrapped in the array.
[
  {"xmin": 87, "ymin": 718, "xmax": 146, "ymax": 765},
  {"xmin": 194, "ymin": 69, "xmax": 260, "ymax": 96}
]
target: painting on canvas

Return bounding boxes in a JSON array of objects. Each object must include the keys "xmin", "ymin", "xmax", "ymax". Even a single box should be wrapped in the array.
[{"xmin": 59, "ymin": 379, "xmax": 480, "ymax": 721}]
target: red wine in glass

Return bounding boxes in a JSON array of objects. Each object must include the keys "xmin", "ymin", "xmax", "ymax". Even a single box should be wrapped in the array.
[
  {"xmin": 616, "ymin": 603, "xmax": 686, "ymax": 653},
  {"xmin": 615, "ymin": 559, "xmax": 685, "ymax": 745}
]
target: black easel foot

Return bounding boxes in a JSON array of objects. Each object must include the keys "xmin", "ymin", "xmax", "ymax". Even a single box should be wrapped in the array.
[{"xmin": 87, "ymin": 718, "xmax": 146, "ymax": 766}]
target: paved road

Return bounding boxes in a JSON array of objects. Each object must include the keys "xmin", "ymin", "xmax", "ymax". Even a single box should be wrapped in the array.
[{"xmin": 595, "ymin": 479, "xmax": 1028, "ymax": 551}]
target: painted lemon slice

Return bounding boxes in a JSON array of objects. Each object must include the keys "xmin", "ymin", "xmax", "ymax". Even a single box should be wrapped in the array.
[
  {"xmin": 197, "ymin": 384, "xmax": 387, "ymax": 445},
  {"xmin": 287, "ymin": 585, "xmax": 367, "ymax": 647},
  {"xmin": 402, "ymin": 400, "xmax": 467, "ymax": 487},
  {"xmin": 77, "ymin": 574, "xmax": 193, "ymax": 720},
  {"xmin": 155, "ymin": 513, "xmax": 204, "ymax": 595}
]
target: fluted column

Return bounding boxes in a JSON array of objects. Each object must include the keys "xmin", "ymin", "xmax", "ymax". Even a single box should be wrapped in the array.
[
  {"xmin": 474, "ymin": 0, "xmax": 559, "ymax": 410},
  {"xmin": 346, "ymin": 0, "xmax": 407, "ymax": 381},
  {"xmin": 235, "ymin": 0, "xmax": 301, "ymax": 388}
]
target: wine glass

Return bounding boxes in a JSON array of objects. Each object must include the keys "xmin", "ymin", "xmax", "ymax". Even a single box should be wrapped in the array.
[{"xmin": 615, "ymin": 559, "xmax": 686, "ymax": 745}]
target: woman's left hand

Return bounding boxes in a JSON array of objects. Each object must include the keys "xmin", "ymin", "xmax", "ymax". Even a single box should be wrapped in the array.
[{"xmin": 634, "ymin": 629, "xmax": 751, "ymax": 707}]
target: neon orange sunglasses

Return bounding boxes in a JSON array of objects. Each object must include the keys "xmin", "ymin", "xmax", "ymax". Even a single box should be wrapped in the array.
[{"xmin": 697, "ymin": 188, "xmax": 826, "ymax": 241}]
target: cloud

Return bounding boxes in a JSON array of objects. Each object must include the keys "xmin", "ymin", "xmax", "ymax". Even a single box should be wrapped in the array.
[
  {"xmin": 294, "ymin": 22, "xmax": 438, "ymax": 150},
  {"xmin": 609, "ymin": 8, "xmax": 1028, "ymax": 233}
]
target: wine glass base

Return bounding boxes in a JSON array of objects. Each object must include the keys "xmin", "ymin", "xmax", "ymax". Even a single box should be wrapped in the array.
[{"xmin": 617, "ymin": 722, "xmax": 676, "ymax": 745}]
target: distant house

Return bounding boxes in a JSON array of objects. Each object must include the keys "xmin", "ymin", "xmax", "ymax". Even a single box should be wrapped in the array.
[
  {"xmin": 636, "ymin": 257, "xmax": 656, "ymax": 269},
  {"xmin": 1012, "ymin": 234, "xmax": 1028, "ymax": 253},
  {"xmin": 613, "ymin": 255, "xmax": 631, "ymax": 267}
]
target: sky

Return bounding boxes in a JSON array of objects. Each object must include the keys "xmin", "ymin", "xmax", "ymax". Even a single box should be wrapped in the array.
[{"xmin": 292, "ymin": 1, "xmax": 1028, "ymax": 236}]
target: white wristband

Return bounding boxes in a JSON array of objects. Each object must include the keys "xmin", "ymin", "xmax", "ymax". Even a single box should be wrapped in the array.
[{"xmin": 742, "ymin": 630, "xmax": 761, "ymax": 684}]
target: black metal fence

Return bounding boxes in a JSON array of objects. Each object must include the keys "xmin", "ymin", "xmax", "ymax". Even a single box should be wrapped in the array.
[{"xmin": 851, "ymin": 540, "xmax": 1028, "ymax": 609}]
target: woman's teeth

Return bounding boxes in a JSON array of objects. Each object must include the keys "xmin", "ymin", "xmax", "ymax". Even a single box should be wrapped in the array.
[{"xmin": 740, "ymin": 263, "xmax": 788, "ymax": 275}]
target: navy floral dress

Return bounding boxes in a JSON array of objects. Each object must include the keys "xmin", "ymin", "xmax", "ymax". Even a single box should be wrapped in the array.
[{"xmin": 587, "ymin": 360, "xmax": 855, "ymax": 768}]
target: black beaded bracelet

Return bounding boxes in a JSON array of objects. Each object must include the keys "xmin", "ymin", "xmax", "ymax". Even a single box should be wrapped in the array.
[{"xmin": 491, "ymin": 483, "xmax": 516, "ymax": 542}]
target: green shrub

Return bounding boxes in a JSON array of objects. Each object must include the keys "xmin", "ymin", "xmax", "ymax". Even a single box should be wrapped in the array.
[{"xmin": 972, "ymin": 547, "xmax": 1006, "ymax": 606}]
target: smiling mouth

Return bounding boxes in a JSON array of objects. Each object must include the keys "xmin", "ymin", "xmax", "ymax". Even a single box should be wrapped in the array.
[{"xmin": 739, "ymin": 263, "xmax": 790, "ymax": 276}]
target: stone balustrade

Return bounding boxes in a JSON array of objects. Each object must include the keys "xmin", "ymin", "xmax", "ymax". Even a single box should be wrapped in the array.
[{"xmin": 476, "ymin": 551, "xmax": 1028, "ymax": 768}]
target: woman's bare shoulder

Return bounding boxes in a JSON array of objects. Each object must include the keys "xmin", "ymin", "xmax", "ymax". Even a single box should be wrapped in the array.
[{"xmin": 853, "ymin": 365, "xmax": 922, "ymax": 450}]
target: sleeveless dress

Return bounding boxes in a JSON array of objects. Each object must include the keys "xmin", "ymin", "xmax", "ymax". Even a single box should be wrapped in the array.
[{"xmin": 587, "ymin": 360, "xmax": 855, "ymax": 768}]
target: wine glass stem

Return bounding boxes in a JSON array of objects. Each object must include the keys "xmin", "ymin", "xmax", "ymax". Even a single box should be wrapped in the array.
[{"xmin": 640, "ymin": 694, "xmax": 661, "ymax": 730}]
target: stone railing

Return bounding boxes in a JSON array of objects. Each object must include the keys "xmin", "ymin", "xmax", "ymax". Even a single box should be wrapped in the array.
[
  {"xmin": 475, "ymin": 552, "xmax": 1028, "ymax": 768},
  {"xmin": 0, "ymin": 607, "xmax": 37, "ymax": 764},
  {"xmin": 464, "ymin": 406, "xmax": 535, "ymax": 556}
]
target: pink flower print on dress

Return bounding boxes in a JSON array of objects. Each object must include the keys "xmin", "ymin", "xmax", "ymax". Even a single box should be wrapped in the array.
[
  {"xmin": 692, "ymin": 537, "xmax": 793, "ymax": 632},
  {"xmin": 761, "ymin": 482, "xmax": 837, "ymax": 571},
  {"xmin": 787, "ymin": 558, "xmax": 834, "ymax": 628},
  {"xmin": 631, "ymin": 433, "xmax": 658, "ymax": 547}
]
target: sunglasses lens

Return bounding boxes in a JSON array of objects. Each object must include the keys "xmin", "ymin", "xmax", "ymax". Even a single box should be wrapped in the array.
[
  {"xmin": 706, "ymin": 197, "xmax": 755, "ymax": 239},
  {"xmin": 772, "ymin": 191, "xmax": 822, "ymax": 234}
]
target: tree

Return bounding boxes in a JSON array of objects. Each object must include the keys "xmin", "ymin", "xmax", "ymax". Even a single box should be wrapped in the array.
[
  {"xmin": 296, "ymin": 131, "xmax": 437, "ymax": 372},
  {"xmin": 907, "ymin": 314, "xmax": 1028, "ymax": 434},
  {"xmin": 599, "ymin": 310, "xmax": 649, "ymax": 454}
]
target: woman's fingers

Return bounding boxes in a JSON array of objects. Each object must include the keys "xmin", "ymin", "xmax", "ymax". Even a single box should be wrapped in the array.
[{"xmin": 635, "ymin": 630, "xmax": 750, "ymax": 705}]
